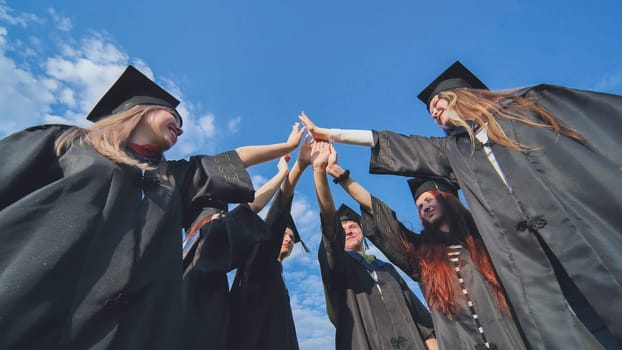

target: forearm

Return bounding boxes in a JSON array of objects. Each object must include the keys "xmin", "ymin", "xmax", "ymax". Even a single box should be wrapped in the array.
[
  {"xmin": 235, "ymin": 143, "xmax": 295, "ymax": 168},
  {"xmin": 280, "ymin": 160, "xmax": 308, "ymax": 201},
  {"xmin": 425, "ymin": 337, "xmax": 439, "ymax": 350},
  {"xmin": 329, "ymin": 129, "xmax": 374, "ymax": 146},
  {"xmin": 247, "ymin": 169, "xmax": 288, "ymax": 213},
  {"xmin": 313, "ymin": 168, "xmax": 337, "ymax": 236},
  {"xmin": 362, "ymin": 197, "xmax": 420, "ymax": 279},
  {"xmin": 370, "ymin": 130, "xmax": 452, "ymax": 177},
  {"xmin": 326, "ymin": 164, "xmax": 372, "ymax": 213}
]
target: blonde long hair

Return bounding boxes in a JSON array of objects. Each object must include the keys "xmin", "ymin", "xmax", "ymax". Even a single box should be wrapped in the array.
[
  {"xmin": 55, "ymin": 105, "xmax": 161, "ymax": 170},
  {"xmin": 439, "ymin": 88, "xmax": 584, "ymax": 152}
]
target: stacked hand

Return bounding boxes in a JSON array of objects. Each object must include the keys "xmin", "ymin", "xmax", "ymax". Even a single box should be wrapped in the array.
[
  {"xmin": 325, "ymin": 144, "xmax": 344, "ymax": 178},
  {"xmin": 278, "ymin": 154, "xmax": 291, "ymax": 175},
  {"xmin": 299, "ymin": 112, "xmax": 330, "ymax": 141},
  {"xmin": 311, "ymin": 140, "xmax": 331, "ymax": 171},
  {"xmin": 297, "ymin": 135, "xmax": 313, "ymax": 168},
  {"xmin": 293, "ymin": 112, "xmax": 340, "ymax": 173},
  {"xmin": 286, "ymin": 122, "xmax": 306, "ymax": 151}
]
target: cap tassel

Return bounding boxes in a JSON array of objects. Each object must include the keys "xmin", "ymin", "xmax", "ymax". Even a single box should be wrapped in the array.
[{"xmin": 299, "ymin": 240, "xmax": 310, "ymax": 253}]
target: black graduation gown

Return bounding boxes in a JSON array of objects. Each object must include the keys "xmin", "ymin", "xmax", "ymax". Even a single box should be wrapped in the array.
[
  {"xmin": 182, "ymin": 204, "xmax": 271, "ymax": 350},
  {"xmin": 318, "ymin": 215, "xmax": 434, "ymax": 350},
  {"xmin": 361, "ymin": 196, "xmax": 528, "ymax": 350},
  {"xmin": 0, "ymin": 125, "xmax": 254, "ymax": 350},
  {"xmin": 368, "ymin": 85, "xmax": 622, "ymax": 349},
  {"xmin": 227, "ymin": 192, "xmax": 300, "ymax": 350}
]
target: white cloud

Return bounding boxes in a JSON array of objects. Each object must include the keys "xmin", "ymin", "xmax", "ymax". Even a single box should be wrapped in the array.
[
  {"xmin": 158, "ymin": 75, "xmax": 183, "ymax": 100},
  {"xmin": 45, "ymin": 55, "xmax": 128, "ymax": 114},
  {"xmin": 59, "ymin": 42, "xmax": 77, "ymax": 57},
  {"xmin": 227, "ymin": 116, "xmax": 241, "ymax": 133},
  {"xmin": 0, "ymin": 3, "xmax": 223, "ymax": 158},
  {"xmin": 291, "ymin": 196, "xmax": 318, "ymax": 227},
  {"xmin": 284, "ymin": 265, "xmax": 335, "ymax": 349},
  {"xmin": 0, "ymin": 25, "xmax": 5, "ymax": 45},
  {"xmin": 0, "ymin": 2, "xmax": 43, "ymax": 27},
  {"xmin": 198, "ymin": 113, "xmax": 217, "ymax": 138},
  {"xmin": 293, "ymin": 304, "xmax": 334, "ymax": 349},
  {"xmin": 47, "ymin": 8, "xmax": 71, "ymax": 32},
  {"xmin": 43, "ymin": 114, "xmax": 72, "ymax": 125},
  {"xmin": 81, "ymin": 35, "xmax": 128, "ymax": 64},
  {"xmin": 0, "ymin": 31, "xmax": 56, "ymax": 134},
  {"xmin": 59, "ymin": 87, "xmax": 76, "ymax": 107},
  {"xmin": 592, "ymin": 69, "xmax": 622, "ymax": 93},
  {"xmin": 251, "ymin": 174, "xmax": 268, "ymax": 188}
]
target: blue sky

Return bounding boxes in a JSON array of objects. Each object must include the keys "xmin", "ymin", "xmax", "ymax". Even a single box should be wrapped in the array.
[{"xmin": 1, "ymin": 0, "xmax": 621, "ymax": 348}]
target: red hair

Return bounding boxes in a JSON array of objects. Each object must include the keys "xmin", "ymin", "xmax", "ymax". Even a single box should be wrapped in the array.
[{"xmin": 404, "ymin": 191, "xmax": 509, "ymax": 318}]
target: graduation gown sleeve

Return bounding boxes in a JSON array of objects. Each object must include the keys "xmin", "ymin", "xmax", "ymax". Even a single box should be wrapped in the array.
[
  {"xmin": 180, "ymin": 150, "xmax": 255, "ymax": 228},
  {"xmin": 369, "ymin": 130, "xmax": 456, "ymax": 181},
  {"xmin": 262, "ymin": 191, "xmax": 295, "ymax": 258},
  {"xmin": 0, "ymin": 125, "xmax": 67, "ymax": 210},
  {"xmin": 317, "ymin": 214, "xmax": 347, "ymax": 326},
  {"xmin": 360, "ymin": 196, "xmax": 421, "ymax": 280}
]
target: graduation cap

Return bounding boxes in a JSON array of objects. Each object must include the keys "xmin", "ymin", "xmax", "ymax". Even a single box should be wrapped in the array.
[
  {"xmin": 417, "ymin": 60, "xmax": 488, "ymax": 108},
  {"xmin": 86, "ymin": 65, "xmax": 182, "ymax": 126},
  {"xmin": 182, "ymin": 201, "xmax": 228, "ymax": 264},
  {"xmin": 337, "ymin": 204, "xmax": 361, "ymax": 224},
  {"xmin": 285, "ymin": 214, "xmax": 309, "ymax": 253},
  {"xmin": 407, "ymin": 177, "xmax": 459, "ymax": 202}
]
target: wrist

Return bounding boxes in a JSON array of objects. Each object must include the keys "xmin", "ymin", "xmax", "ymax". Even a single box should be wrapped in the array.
[
  {"xmin": 312, "ymin": 164, "xmax": 327, "ymax": 172},
  {"xmin": 332, "ymin": 169, "xmax": 350, "ymax": 184},
  {"xmin": 326, "ymin": 164, "xmax": 342, "ymax": 178},
  {"xmin": 321, "ymin": 128, "xmax": 331, "ymax": 140},
  {"xmin": 298, "ymin": 159, "xmax": 311, "ymax": 168}
]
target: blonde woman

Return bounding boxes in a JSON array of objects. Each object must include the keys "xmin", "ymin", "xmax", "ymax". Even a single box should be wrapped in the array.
[
  {"xmin": 299, "ymin": 61, "xmax": 622, "ymax": 349},
  {"xmin": 0, "ymin": 66, "xmax": 304, "ymax": 350}
]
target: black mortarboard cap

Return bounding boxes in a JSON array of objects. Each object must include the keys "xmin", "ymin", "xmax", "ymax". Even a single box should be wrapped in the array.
[
  {"xmin": 337, "ymin": 204, "xmax": 361, "ymax": 224},
  {"xmin": 286, "ymin": 214, "xmax": 309, "ymax": 253},
  {"xmin": 86, "ymin": 65, "xmax": 182, "ymax": 126},
  {"xmin": 417, "ymin": 61, "xmax": 488, "ymax": 107},
  {"xmin": 407, "ymin": 177, "xmax": 459, "ymax": 202},
  {"xmin": 182, "ymin": 200, "xmax": 228, "ymax": 264},
  {"xmin": 195, "ymin": 200, "xmax": 228, "ymax": 219}
]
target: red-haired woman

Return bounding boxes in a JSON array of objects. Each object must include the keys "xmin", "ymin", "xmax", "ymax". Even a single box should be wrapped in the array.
[{"xmin": 325, "ymin": 146, "xmax": 528, "ymax": 350}]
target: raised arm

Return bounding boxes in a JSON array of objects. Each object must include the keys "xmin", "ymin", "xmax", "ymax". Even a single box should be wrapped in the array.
[
  {"xmin": 311, "ymin": 140, "xmax": 349, "ymax": 325},
  {"xmin": 298, "ymin": 112, "xmax": 373, "ymax": 146},
  {"xmin": 279, "ymin": 135, "xmax": 311, "ymax": 206},
  {"xmin": 263, "ymin": 136, "xmax": 313, "ymax": 257},
  {"xmin": 361, "ymin": 195, "xmax": 422, "ymax": 279},
  {"xmin": 299, "ymin": 111, "xmax": 453, "ymax": 180},
  {"xmin": 247, "ymin": 155, "xmax": 290, "ymax": 214},
  {"xmin": 235, "ymin": 122, "xmax": 305, "ymax": 168},
  {"xmin": 263, "ymin": 135, "xmax": 311, "ymax": 228},
  {"xmin": 264, "ymin": 135, "xmax": 312, "ymax": 229},
  {"xmin": 325, "ymin": 144, "xmax": 372, "ymax": 213},
  {"xmin": 311, "ymin": 141, "xmax": 337, "ymax": 236}
]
